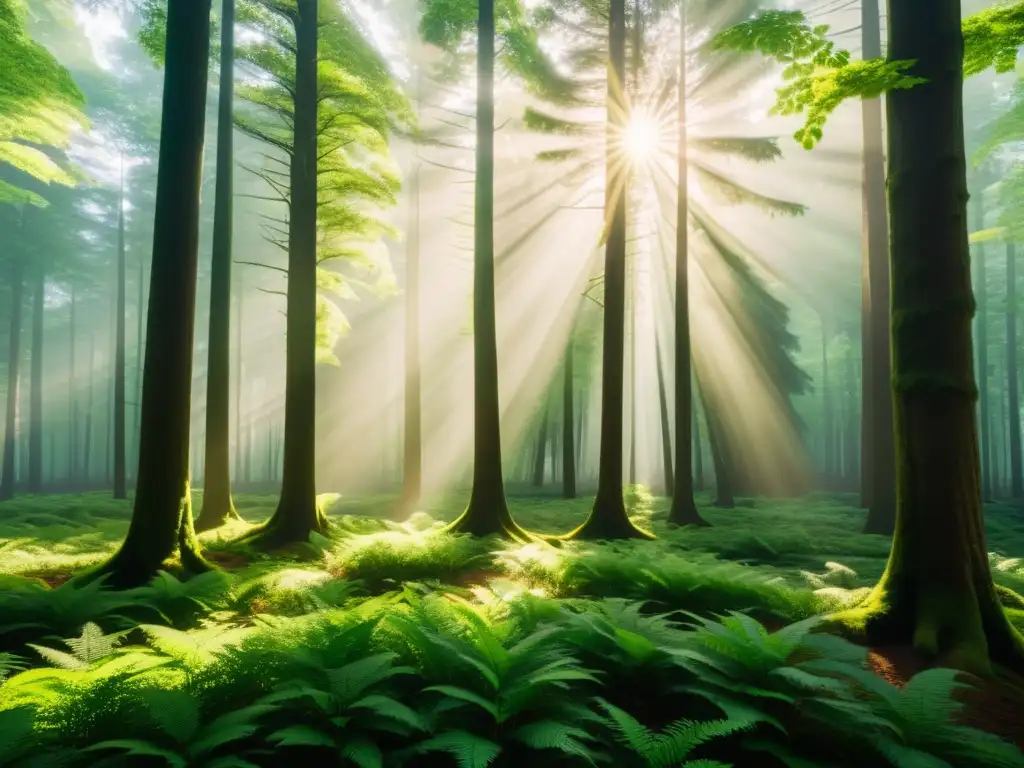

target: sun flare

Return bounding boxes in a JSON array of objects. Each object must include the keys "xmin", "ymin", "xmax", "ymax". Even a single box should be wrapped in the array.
[{"xmin": 622, "ymin": 109, "xmax": 663, "ymax": 163}]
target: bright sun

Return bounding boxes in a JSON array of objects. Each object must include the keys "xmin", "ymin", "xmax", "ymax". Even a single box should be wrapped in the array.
[{"xmin": 622, "ymin": 110, "xmax": 662, "ymax": 162}]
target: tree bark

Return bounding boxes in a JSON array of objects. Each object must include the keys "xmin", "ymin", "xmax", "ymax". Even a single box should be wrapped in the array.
[
  {"xmin": 28, "ymin": 259, "xmax": 44, "ymax": 494},
  {"xmin": 655, "ymin": 332, "xmax": 673, "ymax": 496},
  {"xmin": 0, "ymin": 254, "xmax": 24, "ymax": 500},
  {"xmin": 973, "ymin": 197, "xmax": 993, "ymax": 500},
  {"xmin": 829, "ymin": 0, "xmax": 1024, "ymax": 674},
  {"xmin": 692, "ymin": 386, "xmax": 704, "ymax": 492},
  {"xmin": 197, "ymin": 0, "xmax": 240, "ymax": 530},
  {"xmin": 668, "ymin": 0, "xmax": 706, "ymax": 526},
  {"xmin": 69, "ymin": 284, "xmax": 77, "ymax": 485},
  {"xmin": 571, "ymin": 0, "xmax": 651, "ymax": 540},
  {"xmin": 398, "ymin": 150, "xmax": 422, "ymax": 515},
  {"xmin": 1007, "ymin": 243, "xmax": 1022, "ymax": 497},
  {"xmin": 84, "ymin": 0, "xmax": 214, "ymax": 588},
  {"xmin": 113, "ymin": 156, "xmax": 127, "ymax": 500},
  {"xmin": 248, "ymin": 0, "xmax": 328, "ymax": 546},
  {"xmin": 563, "ymin": 342, "xmax": 577, "ymax": 499},
  {"xmin": 134, "ymin": 249, "xmax": 145, "ymax": 483},
  {"xmin": 446, "ymin": 0, "xmax": 527, "ymax": 540},
  {"xmin": 532, "ymin": 403, "xmax": 549, "ymax": 488}
]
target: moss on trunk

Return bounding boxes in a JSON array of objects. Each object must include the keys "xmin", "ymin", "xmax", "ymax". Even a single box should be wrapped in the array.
[{"xmin": 828, "ymin": 0, "xmax": 1024, "ymax": 676}]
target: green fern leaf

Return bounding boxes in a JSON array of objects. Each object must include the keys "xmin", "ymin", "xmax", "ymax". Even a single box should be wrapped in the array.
[
  {"xmin": 423, "ymin": 685, "xmax": 499, "ymax": 719},
  {"xmin": 203, "ymin": 758, "xmax": 263, "ymax": 768},
  {"xmin": 416, "ymin": 730, "xmax": 501, "ymax": 768},
  {"xmin": 349, "ymin": 693, "xmax": 428, "ymax": 731},
  {"xmin": 596, "ymin": 698, "xmax": 658, "ymax": 759},
  {"xmin": 654, "ymin": 718, "xmax": 754, "ymax": 768},
  {"xmin": 0, "ymin": 706, "xmax": 35, "ymax": 764},
  {"xmin": 513, "ymin": 719, "xmax": 598, "ymax": 762},
  {"xmin": 684, "ymin": 686, "xmax": 787, "ymax": 733},
  {"xmin": 190, "ymin": 723, "xmax": 260, "ymax": 757},
  {"xmin": 141, "ymin": 689, "xmax": 201, "ymax": 745},
  {"xmin": 324, "ymin": 652, "xmax": 398, "ymax": 704},
  {"xmin": 63, "ymin": 622, "xmax": 120, "ymax": 663},
  {"xmin": 268, "ymin": 725, "xmax": 337, "ymax": 747},
  {"xmin": 27, "ymin": 643, "xmax": 86, "ymax": 670},
  {"xmin": 895, "ymin": 669, "xmax": 969, "ymax": 734},
  {"xmin": 770, "ymin": 666, "xmax": 851, "ymax": 695},
  {"xmin": 84, "ymin": 739, "xmax": 187, "ymax": 768},
  {"xmin": 342, "ymin": 738, "xmax": 383, "ymax": 768}
]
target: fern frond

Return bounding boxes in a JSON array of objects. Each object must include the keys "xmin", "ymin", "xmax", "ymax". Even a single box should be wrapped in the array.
[{"xmin": 415, "ymin": 730, "xmax": 501, "ymax": 768}]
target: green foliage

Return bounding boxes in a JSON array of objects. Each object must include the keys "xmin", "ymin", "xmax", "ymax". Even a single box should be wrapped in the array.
[
  {"xmin": 963, "ymin": 3, "xmax": 1024, "ymax": 77},
  {"xmin": 711, "ymin": 11, "xmax": 922, "ymax": 149},
  {"xmin": 0, "ymin": 0, "xmax": 86, "ymax": 205}
]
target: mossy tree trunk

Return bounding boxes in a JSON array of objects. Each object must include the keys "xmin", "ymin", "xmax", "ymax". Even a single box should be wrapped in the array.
[
  {"xmin": 569, "ymin": 0, "xmax": 652, "ymax": 541},
  {"xmin": 197, "ymin": 0, "xmax": 240, "ymax": 531},
  {"xmin": 829, "ymin": 0, "xmax": 1024, "ymax": 675},
  {"xmin": 563, "ymin": 342, "xmax": 577, "ymax": 499},
  {"xmin": 1006, "ymin": 243, "xmax": 1022, "ymax": 497},
  {"xmin": 446, "ymin": 0, "xmax": 527, "ymax": 541},
  {"xmin": 28, "ymin": 259, "xmax": 44, "ymax": 494},
  {"xmin": 667, "ymin": 0, "xmax": 707, "ymax": 527},
  {"xmin": 973, "ymin": 196, "xmax": 993, "ymax": 500},
  {"xmin": 113, "ymin": 157, "xmax": 127, "ymax": 500},
  {"xmin": 251, "ymin": 0, "xmax": 328, "ymax": 547},
  {"xmin": 86, "ymin": 0, "xmax": 215, "ymax": 589},
  {"xmin": 0, "ymin": 252, "xmax": 24, "ymax": 501},
  {"xmin": 860, "ymin": 0, "xmax": 896, "ymax": 532},
  {"xmin": 693, "ymin": 389, "xmax": 704, "ymax": 492}
]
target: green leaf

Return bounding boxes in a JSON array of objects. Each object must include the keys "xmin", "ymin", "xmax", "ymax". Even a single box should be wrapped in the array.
[
  {"xmin": 423, "ymin": 685, "xmax": 499, "ymax": 719},
  {"xmin": 268, "ymin": 725, "xmax": 337, "ymax": 748},
  {"xmin": 416, "ymin": 731, "xmax": 502, "ymax": 768},
  {"xmin": 84, "ymin": 740, "xmax": 187, "ymax": 768}
]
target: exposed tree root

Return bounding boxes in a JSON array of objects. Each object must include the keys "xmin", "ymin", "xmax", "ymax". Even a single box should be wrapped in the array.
[
  {"xmin": 239, "ymin": 502, "xmax": 330, "ymax": 551},
  {"xmin": 666, "ymin": 499, "xmax": 710, "ymax": 528},
  {"xmin": 445, "ymin": 507, "xmax": 534, "ymax": 543},
  {"xmin": 194, "ymin": 500, "xmax": 241, "ymax": 533},
  {"xmin": 564, "ymin": 498, "xmax": 655, "ymax": 541}
]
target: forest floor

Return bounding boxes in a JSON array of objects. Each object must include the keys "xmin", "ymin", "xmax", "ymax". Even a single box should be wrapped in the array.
[{"xmin": 2, "ymin": 489, "xmax": 1024, "ymax": 766}]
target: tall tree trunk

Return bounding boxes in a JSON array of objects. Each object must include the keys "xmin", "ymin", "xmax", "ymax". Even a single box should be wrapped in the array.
[
  {"xmin": 668, "ymin": 0, "xmax": 706, "ymax": 526},
  {"xmin": 234, "ymin": 295, "xmax": 243, "ymax": 479},
  {"xmin": 398, "ymin": 151, "xmax": 422, "ymax": 514},
  {"xmin": 572, "ymin": 0, "xmax": 651, "ymax": 540},
  {"xmin": 446, "ymin": 0, "xmax": 526, "ymax": 539},
  {"xmin": 693, "ymin": 387, "xmax": 704, "ymax": 492},
  {"xmin": 197, "ymin": 0, "xmax": 240, "ymax": 530},
  {"xmin": 113, "ymin": 156, "xmax": 127, "ymax": 499},
  {"xmin": 134, "ymin": 251, "xmax": 145, "ymax": 482},
  {"xmin": 28, "ymin": 260, "xmax": 44, "ymax": 494},
  {"xmin": 0, "ymin": 255, "xmax": 24, "ymax": 500},
  {"xmin": 532, "ymin": 403, "xmax": 549, "ymax": 488},
  {"xmin": 249, "ymin": 0, "xmax": 328, "ymax": 546},
  {"xmin": 861, "ymin": 0, "xmax": 897, "ymax": 532},
  {"xmin": 69, "ymin": 285, "xmax": 77, "ymax": 485},
  {"xmin": 829, "ymin": 0, "xmax": 1024, "ymax": 674},
  {"xmin": 83, "ymin": 333, "xmax": 94, "ymax": 484},
  {"xmin": 974, "ymin": 197, "xmax": 992, "ymax": 500},
  {"xmin": 85, "ymin": 0, "xmax": 214, "ymax": 588},
  {"xmin": 820, "ymin": 315, "xmax": 833, "ymax": 486},
  {"xmin": 1007, "ymin": 243, "xmax": 1022, "ymax": 497},
  {"xmin": 563, "ymin": 342, "xmax": 577, "ymax": 499},
  {"xmin": 655, "ymin": 336, "xmax": 673, "ymax": 496}
]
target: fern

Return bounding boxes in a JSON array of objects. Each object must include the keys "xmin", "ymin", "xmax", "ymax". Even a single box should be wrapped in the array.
[
  {"xmin": 598, "ymin": 698, "xmax": 750, "ymax": 767},
  {"xmin": 28, "ymin": 622, "xmax": 123, "ymax": 669}
]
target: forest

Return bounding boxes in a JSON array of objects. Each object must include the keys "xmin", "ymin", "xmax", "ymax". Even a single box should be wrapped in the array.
[{"xmin": 2, "ymin": 0, "xmax": 1024, "ymax": 765}]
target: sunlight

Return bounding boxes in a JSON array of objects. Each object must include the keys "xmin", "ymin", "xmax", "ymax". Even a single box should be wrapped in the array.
[{"xmin": 622, "ymin": 109, "xmax": 664, "ymax": 164}]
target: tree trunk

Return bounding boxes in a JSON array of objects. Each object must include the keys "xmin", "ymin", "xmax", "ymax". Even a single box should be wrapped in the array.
[
  {"xmin": 134, "ymin": 248, "xmax": 145, "ymax": 483},
  {"xmin": 28, "ymin": 260, "xmax": 44, "ymax": 494},
  {"xmin": 830, "ymin": 0, "xmax": 1024, "ymax": 674},
  {"xmin": 1007, "ymin": 243, "xmax": 1022, "ymax": 497},
  {"xmin": 668, "ymin": 1, "xmax": 706, "ymax": 526},
  {"xmin": 693, "ymin": 387, "xmax": 704, "ymax": 492},
  {"xmin": 83, "ymin": 333, "xmax": 94, "ymax": 484},
  {"xmin": 705, "ymin": 398, "xmax": 734, "ymax": 508},
  {"xmin": 861, "ymin": 0, "xmax": 897, "ymax": 532},
  {"xmin": 85, "ymin": 0, "xmax": 214, "ymax": 588},
  {"xmin": 197, "ymin": 0, "xmax": 240, "ymax": 530},
  {"xmin": 654, "ymin": 330, "xmax": 673, "ymax": 497},
  {"xmin": 446, "ymin": 0, "xmax": 526, "ymax": 540},
  {"xmin": 69, "ymin": 284, "xmax": 77, "ymax": 486},
  {"xmin": 249, "ymin": 0, "xmax": 328, "ymax": 546},
  {"xmin": 563, "ymin": 342, "xmax": 577, "ymax": 499},
  {"xmin": 572, "ymin": 0, "xmax": 651, "ymax": 540},
  {"xmin": 532, "ymin": 403, "xmax": 549, "ymax": 488},
  {"xmin": 113, "ymin": 156, "xmax": 127, "ymax": 500},
  {"xmin": 0, "ymin": 255, "xmax": 24, "ymax": 500},
  {"xmin": 234, "ymin": 295, "xmax": 243, "ymax": 480},
  {"xmin": 973, "ymin": 197, "xmax": 993, "ymax": 500},
  {"xmin": 398, "ymin": 149, "xmax": 422, "ymax": 515}
]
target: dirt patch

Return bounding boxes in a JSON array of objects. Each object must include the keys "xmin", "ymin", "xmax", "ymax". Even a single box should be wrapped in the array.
[
  {"xmin": 204, "ymin": 551, "xmax": 251, "ymax": 571},
  {"xmin": 865, "ymin": 645, "xmax": 1024, "ymax": 749}
]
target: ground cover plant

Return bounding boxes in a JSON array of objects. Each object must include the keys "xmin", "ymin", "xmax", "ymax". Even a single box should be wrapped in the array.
[{"xmin": 2, "ymin": 491, "xmax": 1024, "ymax": 766}]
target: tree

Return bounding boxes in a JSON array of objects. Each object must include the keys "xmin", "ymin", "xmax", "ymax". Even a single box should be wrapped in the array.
[
  {"xmin": 233, "ymin": 0, "xmax": 404, "ymax": 546},
  {"xmin": 667, "ymin": 0, "xmax": 707, "ymax": 528},
  {"xmin": 716, "ymin": 1, "xmax": 1024, "ymax": 673},
  {"xmin": 85, "ymin": 0, "xmax": 215, "ymax": 589},
  {"xmin": 562, "ymin": 339, "xmax": 577, "ymax": 499},
  {"xmin": 196, "ymin": 0, "xmax": 241, "ymax": 531},
  {"xmin": 113, "ymin": 157, "xmax": 127, "ymax": 500}
]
